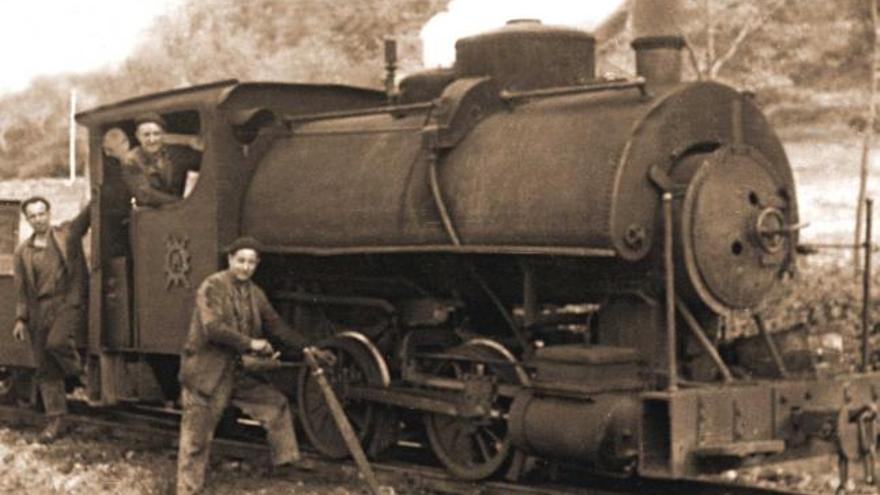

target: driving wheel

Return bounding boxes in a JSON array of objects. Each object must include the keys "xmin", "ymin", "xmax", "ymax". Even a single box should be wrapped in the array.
[
  {"xmin": 424, "ymin": 339, "xmax": 526, "ymax": 480},
  {"xmin": 297, "ymin": 333, "xmax": 397, "ymax": 458}
]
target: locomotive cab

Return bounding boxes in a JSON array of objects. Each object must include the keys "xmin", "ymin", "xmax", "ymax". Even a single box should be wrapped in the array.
[{"xmin": 75, "ymin": 80, "xmax": 387, "ymax": 404}]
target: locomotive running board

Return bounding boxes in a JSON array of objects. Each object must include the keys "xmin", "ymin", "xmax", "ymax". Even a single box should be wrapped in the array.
[{"xmin": 693, "ymin": 439, "xmax": 785, "ymax": 458}]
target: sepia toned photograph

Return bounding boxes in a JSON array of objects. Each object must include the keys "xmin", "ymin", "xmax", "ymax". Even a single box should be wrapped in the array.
[{"xmin": 0, "ymin": 1, "xmax": 878, "ymax": 494}]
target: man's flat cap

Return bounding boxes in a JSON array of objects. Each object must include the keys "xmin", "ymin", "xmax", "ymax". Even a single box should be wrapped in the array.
[
  {"xmin": 223, "ymin": 236, "xmax": 264, "ymax": 255},
  {"xmin": 134, "ymin": 112, "xmax": 167, "ymax": 129}
]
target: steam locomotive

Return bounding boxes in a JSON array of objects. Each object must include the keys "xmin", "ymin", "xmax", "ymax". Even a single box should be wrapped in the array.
[{"xmin": 0, "ymin": 0, "xmax": 876, "ymax": 484}]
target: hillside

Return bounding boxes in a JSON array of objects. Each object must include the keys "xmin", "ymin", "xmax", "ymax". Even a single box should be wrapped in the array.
[
  {"xmin": 0, "ymin": 0, "xmax": 446, "ymax": 178},
  {"xmin": 0, "ymin": 0, "xmax": 875, "ymax": 178}
]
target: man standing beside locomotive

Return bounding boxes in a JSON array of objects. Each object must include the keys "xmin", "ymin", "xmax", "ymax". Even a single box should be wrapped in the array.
[
  {"xmin": 12, "ymin": 196, "xmax": 90, "ymax": 443},
  {"xmin": 121, "ymin": 112, "xmax": 202, "ymax": 208},
  {"xmin": 177, "ymin": 236, "xmax": 332, "ymax": 494}
]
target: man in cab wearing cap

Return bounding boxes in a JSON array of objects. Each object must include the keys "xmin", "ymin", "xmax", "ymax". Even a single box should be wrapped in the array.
[
  {"xmin": 122, "ymin": 113, "xmax": 203, "ymax": 208},
  {"xmin": 176, "ymin": 236, "xmax": 333, "ymax": 494}
]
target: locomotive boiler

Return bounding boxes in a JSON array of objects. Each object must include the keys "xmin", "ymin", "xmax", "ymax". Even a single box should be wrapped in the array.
[
  {"xmin": 238, "ymin": 3, "xmax": 802, "ymax": 477},
  {"xmin": 0, "ymin": 0, "xmax": 877, "ymax": 486}
]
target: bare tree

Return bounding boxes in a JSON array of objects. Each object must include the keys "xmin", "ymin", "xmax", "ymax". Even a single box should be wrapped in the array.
[{"xmin": 682, "ymin": 0, "xmax": 788, "ymax": 80}]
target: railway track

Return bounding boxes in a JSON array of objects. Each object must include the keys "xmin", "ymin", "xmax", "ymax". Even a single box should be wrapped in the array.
[{"xmin": 0, "ymin": 401, "xmax": 813, "ymax": 495}]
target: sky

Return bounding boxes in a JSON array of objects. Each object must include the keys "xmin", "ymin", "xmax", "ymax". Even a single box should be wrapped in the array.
[
  {"xmin": 421, "ymin": 0, "xmax": 626, "ymax": 67},
  {"xmin": 0, "ymin": 0, "xmax": 182, "ymax": 94},
  {"xmin": 0, "ymin": 0, "xmax": 625, "ymax": 94}
]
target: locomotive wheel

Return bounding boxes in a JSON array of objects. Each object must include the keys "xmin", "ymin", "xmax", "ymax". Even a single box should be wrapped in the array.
[
  {"xmin": 424, "ymin": 339, "xmax": 525, "ymax": 480},
  {"xmin": 297, "ymin": 333, "xmax": 395, "ymax": 459}
]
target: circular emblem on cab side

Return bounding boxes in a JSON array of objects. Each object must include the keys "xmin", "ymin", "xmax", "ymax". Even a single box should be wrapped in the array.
[{"xmin": 165, "ymin": 234, "xmax": 192, "ymax": 290}]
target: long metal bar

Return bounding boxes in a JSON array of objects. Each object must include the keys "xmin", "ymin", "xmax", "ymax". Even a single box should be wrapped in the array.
[
  {"xmin": 499, "ymin": 77, "xmax": 647, "ymax": 101},
  {"xmin": 292, "ymin": 126, "xmax": 425, "ymax": 137},
  {"xmin": 346, "ymin": 386, "xmax": 460, "ymax": 416},
  {"xmin": 286, "ymin": 101, "xmax": 434, "ymax": 124},
  {"xmin": 402, "ymin": 368, "xmax": 520, "ymax": 401},
  {"xmin": 863, "ymin": 198, "xmax": 874, "ymax": 372},
  {"xmin": 752, "ymin": 313, "xmax": 788, "ymax": 378},
  {"xmin": 427, "ymin": 151, "xmax": 462, "ymax": 246},
  {"xmin": 402, "ymin": 369, "xmax": 465, "ymax": 391},
  {"xmin": 261, "ymin": 243, "xmax": 617, "ymax": 258},
  {"xmin": 799, "ymin": 242, "xmax": 879, "ymax": 251},
  {"xmin": 303, "ymin": 348, "xmax": 385, "ymax": 495},
  {"xmin": 663, "ymin": 193, "xmax": 678, "ymax": 392},
  {"xmin": 676, "ymin": 298, "xmax": 734, "ymax": 383}
]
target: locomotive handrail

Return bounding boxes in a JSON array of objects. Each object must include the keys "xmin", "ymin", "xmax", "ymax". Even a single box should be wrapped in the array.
[
  {"xmin": 798, "ymin": 242, "xmax": 880, "ymax": 252},
  {"xmin": 259, "ymin": 244, "xmax": 617, "ymax": 257},
  {"xmin": 284, "ymin": 101, "xmax": 434, "ymax": 124},
  {"xmin": 292, "ymin": 125, "xmax": 425, "ymax": 136},
  {"xmin": 752, "ymin": 313, "xmax": 789, "ymax": 378},
  {"xmin": 663, "ymin": 193, "xmax": 678, "ymax": 392},
  {"xmin": 675, "ymin": 297, "xmax": 735, "ymax": 383},
  {"xmin": 427, "ymin": 146, "xmax": 462, "ymax": 246},
  {"xmin": 499, "ymin": 76, "xmax": 648, "ymax": 103}
]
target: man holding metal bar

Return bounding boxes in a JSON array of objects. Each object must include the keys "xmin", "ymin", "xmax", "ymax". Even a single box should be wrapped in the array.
[{"xmin": 176, "ymin": 236, "xmax": 332, "ymax": 495}]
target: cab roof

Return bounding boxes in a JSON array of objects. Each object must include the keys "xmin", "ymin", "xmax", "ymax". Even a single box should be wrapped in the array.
[{"xmin": 75, "ymin": 79, "xmax": 384, "ymax": 127}]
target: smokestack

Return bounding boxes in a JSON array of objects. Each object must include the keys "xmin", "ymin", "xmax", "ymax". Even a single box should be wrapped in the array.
[{"xmin": 631, "ymin": 0, "xmax": 684, "ymax": 86}]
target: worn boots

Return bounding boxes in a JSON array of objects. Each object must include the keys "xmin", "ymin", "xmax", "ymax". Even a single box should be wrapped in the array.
[
  {"xmin": 38, "ymin": 415, "xmax": 68, "ymax": 444},
  {"xmin": 270, "ymin": 459, "xmax": 315, "ymax": 477}
]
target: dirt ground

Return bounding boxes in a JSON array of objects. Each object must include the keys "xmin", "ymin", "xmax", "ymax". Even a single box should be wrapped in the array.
[
  {"xmin": 0, "ymin": 421, "xmax": 874, "ymax": 495},
  {"xmin": 0, "ymin": 423, "xmax": 369, "ymax": 495}
]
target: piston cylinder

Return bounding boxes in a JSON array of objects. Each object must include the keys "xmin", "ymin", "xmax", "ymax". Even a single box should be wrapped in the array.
[{"xmin": 508, "ymin": 392, "xmax": 640, "ymax": 472}]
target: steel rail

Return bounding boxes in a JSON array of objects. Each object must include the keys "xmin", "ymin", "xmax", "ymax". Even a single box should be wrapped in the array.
[{"xmin": 0, "ymin": 402, "xmax": 811, "ymax": 495}]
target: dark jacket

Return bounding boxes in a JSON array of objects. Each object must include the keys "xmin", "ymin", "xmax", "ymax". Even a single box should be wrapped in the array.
[
  {"xmin": 121, "ymin": 145, "xmax": 200, "ymax": 207},
  {"xmin": 13, "ymin": 203, "xmax": 90, "ymax": 322},
  {"xmin": 179, "ymin": 270, "xmax": 307, "ymax": 396}
]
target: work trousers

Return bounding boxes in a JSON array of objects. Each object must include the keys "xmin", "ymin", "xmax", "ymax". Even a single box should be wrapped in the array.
[
  {"xmin": 176, "ymin": 369, "xmax": 299, "ymax": 495},
  {"xmin": 29, "ymin": 296, "xmax": 83, "ymax": 416}
]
